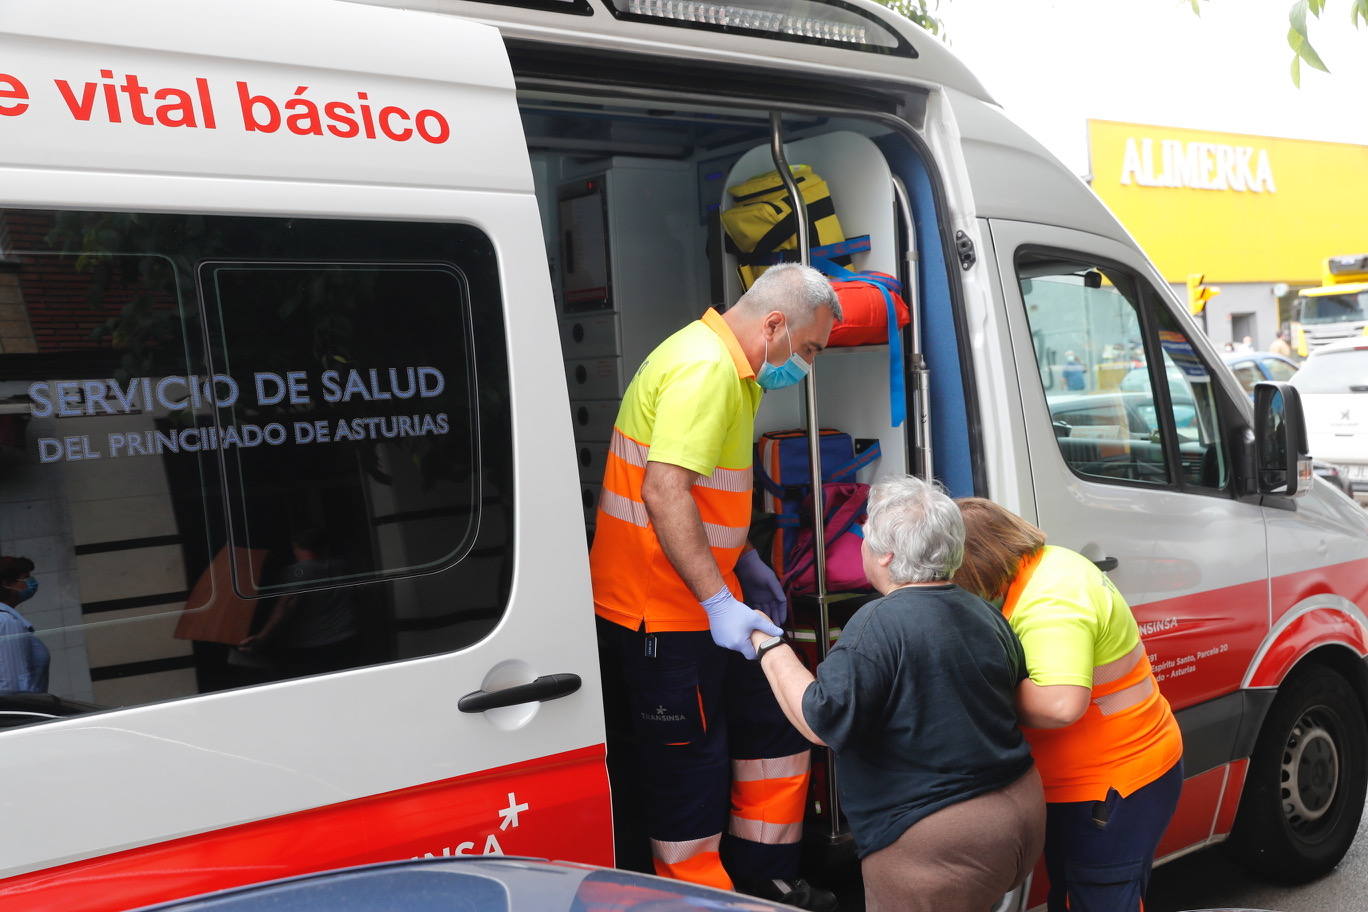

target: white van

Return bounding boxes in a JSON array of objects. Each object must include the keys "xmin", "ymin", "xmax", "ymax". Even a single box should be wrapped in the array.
[{"xmin": 1, "ymin": 1, "xmax": 1366, "ymax": 909}]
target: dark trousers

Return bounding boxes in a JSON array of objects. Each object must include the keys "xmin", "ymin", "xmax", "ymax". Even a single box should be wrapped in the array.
[
  {"xmin": 597, "ymin": 617, "xmax": 811, "ymax": 888},
  {"xmin": 1044, "ymin": 760, "xmax": 1184, "ymax": 912}
]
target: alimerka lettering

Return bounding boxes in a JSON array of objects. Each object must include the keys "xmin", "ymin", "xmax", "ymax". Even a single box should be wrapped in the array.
[{"xmin": 0, "ymin": 68, "xmax": 452, "ymax": 145}]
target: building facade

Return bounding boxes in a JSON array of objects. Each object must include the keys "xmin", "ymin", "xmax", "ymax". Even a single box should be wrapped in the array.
[{"xmin": 1087, "ymin": 120, "xmax": 1368, "ymax": 351}]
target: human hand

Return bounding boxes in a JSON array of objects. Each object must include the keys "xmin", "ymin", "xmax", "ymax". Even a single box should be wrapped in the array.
[
  {"xmin": 735, "ymin": 548, "xmax": 789, "ymax": 626},
  {"xmin": 700, "ymin": 587, "xmax": 782, "ymax": 659}
]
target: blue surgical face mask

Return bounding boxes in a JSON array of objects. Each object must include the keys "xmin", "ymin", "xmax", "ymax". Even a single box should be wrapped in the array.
[
  {"xmin": 11, "ymin": 577, "xmax": 36, "ymax": 605},
  {"xmin": 756, "ymin": 322, "xmax": 811, "ymax": 391}
]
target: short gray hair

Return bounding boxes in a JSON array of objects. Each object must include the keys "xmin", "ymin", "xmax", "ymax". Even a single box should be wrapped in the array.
[
  {"xmin": 736, "ymin": 263, "xmax": 842, "ymax": 325},
  {"xmin": 863, "ymin": 475, "xmax": 965, "ymax": 584}
]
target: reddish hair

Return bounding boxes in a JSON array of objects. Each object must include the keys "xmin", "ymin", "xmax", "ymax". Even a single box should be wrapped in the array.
[{"xmin": 953, "ymin": 499, "xmax": 1046, "ymax": 601}]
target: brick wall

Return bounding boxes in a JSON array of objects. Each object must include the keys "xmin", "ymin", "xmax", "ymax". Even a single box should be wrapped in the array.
[
  {"xmin": 0, "ymin": 271, "xmax": 36, "ymax": 354},
  {"xmin": 0, "ymin": 210, "xmax": 168, "ymax": 353}
]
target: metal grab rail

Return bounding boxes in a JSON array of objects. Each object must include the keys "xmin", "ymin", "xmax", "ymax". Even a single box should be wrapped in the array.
[
  {"xmin": 767, "ymin": 112, "xmax": 847, "ymax": 843},
  {"xmin": 891, "ymin": 174, "xmax": 932, "ymax": 481}
]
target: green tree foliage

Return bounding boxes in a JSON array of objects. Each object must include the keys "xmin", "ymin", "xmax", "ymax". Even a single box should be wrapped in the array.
[
  {"xmin": 1192, "ymin": 0, "xmax": 1368, "ymax": 85},
  {"xmin": 867, "ymin": 0, "xmax": 946, "ymax": 37},
  {"xmin": 1287, "ymin": 0, "xmax": 1368, "ymax": 85}
]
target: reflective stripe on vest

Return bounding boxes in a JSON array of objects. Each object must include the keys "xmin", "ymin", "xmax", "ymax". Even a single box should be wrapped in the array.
[
  {"xmin": 594, "ymin": 427, "xmax": 753, "ymax": 632},
  {"xmin": 1089, "ymin": 642, "xmax": 1155, "ymax": 716}
]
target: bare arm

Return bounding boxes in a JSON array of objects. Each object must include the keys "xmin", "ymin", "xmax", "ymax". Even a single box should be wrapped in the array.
[
  {"xmin": 749, "ymin": 629, "xmax": 826, "ymax": 745},
  {"xmin": 1016, "ymin": 679, "xmax": 1091, "ymax": 729},
  {"xmin": 641, "ymin": 461, "xmax": 726, "ymax": 601}
]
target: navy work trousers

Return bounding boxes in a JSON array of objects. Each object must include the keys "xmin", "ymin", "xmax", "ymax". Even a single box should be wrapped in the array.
[
  {"xmin": 1044, "ymin": 760, "xmax": 1184, "ymax": 912},
  {"xmin": 597, "ymin": 617, "xmax": 811, "ymax": 888}
]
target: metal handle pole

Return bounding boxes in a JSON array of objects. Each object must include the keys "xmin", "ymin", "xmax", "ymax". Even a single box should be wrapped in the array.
[
  {"xmin": 767, "ymin": 113, "xmax": 826, "ymax": 605},
  {"xmin": 891, "ymin": 176, "xmax": 932, "ymax": 480},
  {"xmin": 768, "ymin": 113, "xmax": 846, "ymax": 842}
]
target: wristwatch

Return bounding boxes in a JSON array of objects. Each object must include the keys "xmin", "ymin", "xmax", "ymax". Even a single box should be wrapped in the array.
[{"xmin": 754, "ymin": 634, "xmax": 787, "ymax": 662}]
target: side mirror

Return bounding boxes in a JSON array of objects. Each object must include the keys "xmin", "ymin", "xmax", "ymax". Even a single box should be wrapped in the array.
[{"xmin": 1253, "ymin": 381, "xmax": 1312, "ymax": 497}]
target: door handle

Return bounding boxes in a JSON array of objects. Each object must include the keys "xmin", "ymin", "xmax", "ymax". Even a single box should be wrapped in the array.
[
  {"xmin": 1093, "ymin": 556, "xmax": 1119, "ymax": 572},
  {"xmin": 458, "ymin": 673, "xmax": 582, "ymax": 713}
]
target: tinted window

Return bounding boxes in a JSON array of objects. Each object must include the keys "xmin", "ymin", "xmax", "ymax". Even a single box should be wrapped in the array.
[
  {"xmin": 1291, "ymin": 348, "xmax": 1368, "ymax": 394},
  {"xmin": 0, "ymin": 209, "xmax": 512, "ymax": 723},
  {"xmin": 1299, "ymin": 291, "xmax": 1368, "ymax": 324},
  {"xmin": 1018, "ymin": 257, "xmax": 1171, "ymax": 486},
  {"xmin": 1264, "ymin": 358, "xmax": 1298, "ymax": 382},
  {"xmin": 1231, "ymin": 362, "xmax": 1261, "ymax": 394},
  {"xmin": 1150, "ymin": 308, "xmax": 1228, "ymax": 490}
]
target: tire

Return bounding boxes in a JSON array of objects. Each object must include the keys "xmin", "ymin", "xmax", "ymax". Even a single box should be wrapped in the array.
[{"xmin": 1228, "ymin": 665, "xmax": 1368, "ymax": 883}]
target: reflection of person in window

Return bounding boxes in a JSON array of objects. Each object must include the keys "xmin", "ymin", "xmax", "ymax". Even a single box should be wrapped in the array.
[
  {"xmin": 0, "ymin": 556, "xmax": 51, "ymax": 693},
  {"xmin": 1062, "ymin": 351, "xmax": 1087, "ymax": 391},
  {"xmin": 239, "ymin": 530, "xmax": 359, "ymax": 677}
]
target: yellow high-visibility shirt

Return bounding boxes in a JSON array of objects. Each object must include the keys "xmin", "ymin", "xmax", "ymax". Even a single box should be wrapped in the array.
[{"xmin": 590, "ymin": 309, "xmax": 762, "ymax": 633}]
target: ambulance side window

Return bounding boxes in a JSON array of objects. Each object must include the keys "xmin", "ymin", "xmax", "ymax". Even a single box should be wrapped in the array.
[
  {"xmin": 1017, "ymin": 254, "xmax": 1173, "ymax": 487},
  {"xmin": 0, "ymin": 208, "xmax": 513, "ymax": 725},
  {"xmin": 1146, "ymin": 299, "xmax": 1229, "ymax": 491}
]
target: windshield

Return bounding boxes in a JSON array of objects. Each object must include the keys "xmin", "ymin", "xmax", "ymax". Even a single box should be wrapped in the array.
[
  {"xmin": 1298, "ymin": 291, "xmax": 1368, "ymax": 325},
  {"xmin": 1290, "ymin": 348, "xmax": 1368, "ymax": 394}
]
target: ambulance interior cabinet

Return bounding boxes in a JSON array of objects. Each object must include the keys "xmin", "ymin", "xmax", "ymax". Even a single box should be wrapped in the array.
[{"xmin": 554, "ymin": 158, "xmax": 706, "ymax": 529}]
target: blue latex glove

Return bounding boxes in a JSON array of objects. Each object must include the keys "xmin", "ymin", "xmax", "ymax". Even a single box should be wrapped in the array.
[
  {"xmin": 734, "ymin": 548, "xmax": 789, "ymax": 627},
  {"xmin": 701, "ymin": 587, "xmax": 782, "ymax": 659}
]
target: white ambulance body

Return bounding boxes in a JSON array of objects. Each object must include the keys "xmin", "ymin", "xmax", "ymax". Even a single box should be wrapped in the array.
[{"xmin": 0, "ymin": 1, "xmax": 1364, "ymax": 909}]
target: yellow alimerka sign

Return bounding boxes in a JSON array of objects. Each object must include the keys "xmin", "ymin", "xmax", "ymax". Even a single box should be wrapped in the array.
[{"xmin": 1088, "ymin": 120, "xmax": 1368, "ymax": 284}]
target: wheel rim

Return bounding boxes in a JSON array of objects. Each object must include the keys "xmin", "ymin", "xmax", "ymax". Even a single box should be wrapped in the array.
[{"xmin": 1280, "ymin": 707, "xmax": 1341, "ymax": 828}]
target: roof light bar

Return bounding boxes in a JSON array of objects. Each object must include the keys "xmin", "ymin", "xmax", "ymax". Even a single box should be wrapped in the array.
[
  {"xmin": 626, "ymin": 0, "xmax": 869, "ymax": 44},
  {"xmin": 605, "ymin": 0, "xmax": 915, "ymax": 57}
]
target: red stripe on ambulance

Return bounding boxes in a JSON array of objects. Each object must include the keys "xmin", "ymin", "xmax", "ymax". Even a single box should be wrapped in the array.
[{"xmin": 0, "ymin": 745, "xmax": 611, "ymax": 912}]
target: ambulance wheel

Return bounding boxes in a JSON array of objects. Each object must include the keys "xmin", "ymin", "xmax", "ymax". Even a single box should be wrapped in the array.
[{"xmin": 1229, "ymin": 665, "xmax": 1368, "ymax": 883}]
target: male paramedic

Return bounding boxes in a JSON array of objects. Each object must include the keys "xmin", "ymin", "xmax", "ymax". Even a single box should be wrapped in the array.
[{"xmin": 591, "ymin": 263, "xmax": 840, "ymax": 912}]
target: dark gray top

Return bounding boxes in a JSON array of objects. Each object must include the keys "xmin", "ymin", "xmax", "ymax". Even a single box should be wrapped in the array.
[{"xmin": 801, "ymin": 583, "xmax": 1033, "ymax": 857}]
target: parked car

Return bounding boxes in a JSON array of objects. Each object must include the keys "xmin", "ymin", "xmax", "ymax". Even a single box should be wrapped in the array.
[
  {"xmin": 1222, "ymin": 352, "xmax": 1300, "ymax": 394},
  {"xmin": 1291, "ymin": 339, "xmax": 1368, "ymax": 504},
  {"xmin": 131, "ymin": 857, "xmax": 792, "ymax": 912}
]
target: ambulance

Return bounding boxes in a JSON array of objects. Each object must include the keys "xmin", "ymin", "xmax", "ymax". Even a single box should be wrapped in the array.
[{"xmin": 0, "ymin": 1, "xmax": 1366, "ymax": 910}]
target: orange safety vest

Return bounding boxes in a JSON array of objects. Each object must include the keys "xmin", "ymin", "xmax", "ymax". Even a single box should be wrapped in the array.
[
  {"xmin": 1004, "ymin": 551, "xmax": 1184, "ymax": 803},
  {"xmin": 590, "ymin": 310, "xmax": 758, "ymax": 633}
]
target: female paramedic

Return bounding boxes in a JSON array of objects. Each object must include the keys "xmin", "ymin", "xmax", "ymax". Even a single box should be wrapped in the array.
[
  {"xmin": 749, "ymin": 476, "xmax": 1045, "ymax": 912},
  {"xmin": 954, "ymin": 499, "xmax": 1184, "ymax": 912}
]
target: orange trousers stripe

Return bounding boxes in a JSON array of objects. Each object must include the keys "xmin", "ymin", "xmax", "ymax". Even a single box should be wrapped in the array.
[
  {"xmin": 653, "ymin": 851, "xmax": 733, "ymax": 890},
  {"xmin": 730, "ymin": 772, "xmax": 809, "ymax": 826}
]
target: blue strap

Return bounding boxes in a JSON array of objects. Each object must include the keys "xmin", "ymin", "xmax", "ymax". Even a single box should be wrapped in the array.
[
  {"xmin": 755, "ymin": 440, "xmax": 881, "ymax": 498},
  {"xmin": 826, "ymin": 441, "xmax": 881, "ymax": 481},
  {"xmin": 812, "ymin": 258, "xmax": 907, "ymax": 428},
  {"xmin": 756, "ymin": 465, "xmax": 786, "ymax": 500}
]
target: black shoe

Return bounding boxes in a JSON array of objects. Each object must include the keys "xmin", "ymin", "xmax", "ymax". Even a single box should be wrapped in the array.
[{"xmin": 738, "ymin": 877, "xmax": 839, "ymax": 912}]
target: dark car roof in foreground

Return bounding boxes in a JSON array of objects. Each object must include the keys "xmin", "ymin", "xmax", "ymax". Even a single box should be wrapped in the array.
[{"xmin": 132, "ymin": 856, "xmax": 789, "ymax": 912}]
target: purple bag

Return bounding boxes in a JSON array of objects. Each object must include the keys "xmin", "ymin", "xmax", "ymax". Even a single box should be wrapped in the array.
[{"xmin": 781, "ymin": 482, "xmax": 871, "ymax": 597}]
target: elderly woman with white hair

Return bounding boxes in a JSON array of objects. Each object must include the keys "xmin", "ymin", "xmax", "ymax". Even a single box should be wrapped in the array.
[{"xmin": 748, "ymin": 475, "xmax": 1046, "ymax": 912}]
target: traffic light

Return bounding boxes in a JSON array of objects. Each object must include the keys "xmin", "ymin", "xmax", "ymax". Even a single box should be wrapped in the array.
[{"xmin": 1186, "ymin": 273, "xmax": 1221, "ymax": 316}]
